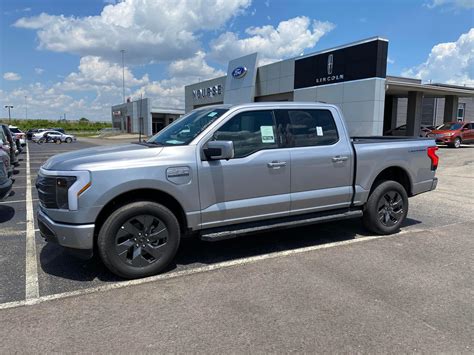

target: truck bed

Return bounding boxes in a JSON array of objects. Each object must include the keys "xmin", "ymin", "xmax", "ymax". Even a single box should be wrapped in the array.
[{"xmin": 351, "ymin": 136, "xmax": 432, "ymax": 144}]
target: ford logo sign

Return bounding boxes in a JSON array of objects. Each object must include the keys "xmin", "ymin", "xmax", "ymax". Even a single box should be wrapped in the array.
[{"xmin": 232, "ymin": 66, "xmax": 247, "ymax": 79}]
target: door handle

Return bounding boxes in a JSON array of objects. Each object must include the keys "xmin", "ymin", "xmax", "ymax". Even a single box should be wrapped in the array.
[
  {"xmin": 267, "ymin": 161, "xmax": 287, "ymax": 169},
  {"xmin": 332, "ymin": 156, "xmax": 348, "ymax": 163}
]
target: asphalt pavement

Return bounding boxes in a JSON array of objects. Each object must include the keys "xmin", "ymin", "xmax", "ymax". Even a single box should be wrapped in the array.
[{"xmin": 0, "ymin": 139, "xmax": 472, "ymax": 352}]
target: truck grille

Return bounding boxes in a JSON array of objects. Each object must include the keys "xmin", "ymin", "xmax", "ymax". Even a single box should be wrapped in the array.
[{"xmin": 36, "ymin": 175, "xmax": 58, "ymax": 208}]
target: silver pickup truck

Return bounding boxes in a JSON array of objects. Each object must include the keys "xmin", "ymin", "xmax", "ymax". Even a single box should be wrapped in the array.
[{"xmin": 36, "ymin": 102, "xmax": 439, "ymax": 278}]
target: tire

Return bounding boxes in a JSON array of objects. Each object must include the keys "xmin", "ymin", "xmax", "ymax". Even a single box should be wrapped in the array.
[
  {"xmin": 450, "ymin": 137, "xmax": 461, "ymax": 148},
  {"xmin": 65, "ymin": 137, "xmax": 72, "ymax": 143},
  {"xmin": 363, "ymin": 180, "xmax": 408, "ymax": 235},
  {"xmin": 37, "ymin": 138, "xmax": 44, "ymax": 145},
  {"xmin": 97, "ymin": 201, "xmax": 180, "ymax": 279}
]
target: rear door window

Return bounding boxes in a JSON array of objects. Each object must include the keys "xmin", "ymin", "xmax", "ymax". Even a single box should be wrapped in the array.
[{"xmin": 275, "ymin": 109, "xmax": 339, "ymax": 147}]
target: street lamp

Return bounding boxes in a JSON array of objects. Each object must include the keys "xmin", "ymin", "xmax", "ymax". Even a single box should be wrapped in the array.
[
  {"xmin": 4, "ymin": 105, "xmax": 13, "ymax": 124},
  {"xmin": 121, "ymin": 49, "xmax": 126, "ymax": 103}
]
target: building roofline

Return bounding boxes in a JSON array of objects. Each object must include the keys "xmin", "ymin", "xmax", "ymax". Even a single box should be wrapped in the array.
[
  {"xmin": 386, "ymin": 79, "xmax": 474, "ymax": 96},
  {"xmin": 292, "ymin": 36, "xmax": 388, "ymax": 62}
]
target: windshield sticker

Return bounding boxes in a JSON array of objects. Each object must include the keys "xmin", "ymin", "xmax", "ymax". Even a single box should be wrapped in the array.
[
  {"xmin": 316, "ymin": 126, "xmax": 323, "ymax": 136},
  {"xmin": 165, "ymin": 139, "xmax": 184, "ymax": 144},
  {"xmin": 208, "ymin": 112, "xmax": 218, "ymax": 117},
  {"xmin": 260, "ymin": 126, "xmax": 275, "ymax": 143}
]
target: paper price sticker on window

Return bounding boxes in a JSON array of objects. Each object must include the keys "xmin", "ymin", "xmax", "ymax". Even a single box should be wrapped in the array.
[
  {"xmin": 316, "ymin": 126, "xmax": 323, "ymax": 136},
  {"xmin": 260, "ymin": 126, "xmax": 275, "ymax": 143}
]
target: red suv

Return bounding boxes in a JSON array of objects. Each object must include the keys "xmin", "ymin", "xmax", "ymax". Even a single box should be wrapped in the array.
[{"xmin": 429, "ymin": 122, "xmax": 474, "ymax": 148}]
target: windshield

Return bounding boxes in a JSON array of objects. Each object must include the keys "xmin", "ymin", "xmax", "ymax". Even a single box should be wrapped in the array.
[
  {"xmin": 437, "ymin": 123, "xmax": 462, "ymax": 130},
  {"xmin": 147, "ymin": 107, "xmax": 228, "ymax": 146},
  {"xmin": 9, "ymin": 128, "xmax": 21, "ymax": 133}
]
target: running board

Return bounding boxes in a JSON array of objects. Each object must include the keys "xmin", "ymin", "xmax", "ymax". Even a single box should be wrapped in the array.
[{"xmin": 200, "ymin": 209, "xmax": 363, "ymax": 242}]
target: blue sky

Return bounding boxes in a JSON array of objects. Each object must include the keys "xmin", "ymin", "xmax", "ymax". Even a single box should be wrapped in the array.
[{"xmin": 1, "ymin": 0, "xmax": 473, "ymax": 120}]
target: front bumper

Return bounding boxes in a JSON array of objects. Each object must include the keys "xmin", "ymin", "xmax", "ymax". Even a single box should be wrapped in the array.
[
  {"xmin": 37, "ymin": 208, "xmax": 95, "ymax": 251},
  {"xmin": 0, "ymin": 178, "xmax": 13, "ymax": 200}
]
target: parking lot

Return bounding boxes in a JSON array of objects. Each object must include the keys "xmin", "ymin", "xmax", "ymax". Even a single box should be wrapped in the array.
[{"xmin": 0, "ymin": 139, "xmax": 472, "ymax": 351}]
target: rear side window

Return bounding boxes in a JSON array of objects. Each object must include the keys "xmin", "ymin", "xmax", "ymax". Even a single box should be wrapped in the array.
[
  {"xmin": 275, "ymin": 109, "xmax": 339, "ymax": 147},
  {"xmin": 213, "ymin": 110, "xmax": 279, "ymax": 158}
]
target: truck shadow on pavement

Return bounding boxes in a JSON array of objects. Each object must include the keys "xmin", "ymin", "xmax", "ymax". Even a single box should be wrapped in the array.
[
  {"xmin": 0, "ymin": 206, "xmax": 15, "ymax": 223},
  {"xmin": 38, "ymin": 217, "xmax": 422, "ymax": 284}
]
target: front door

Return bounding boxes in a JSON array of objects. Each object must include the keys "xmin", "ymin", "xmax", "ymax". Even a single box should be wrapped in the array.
[
  {"xmin": 197, "ymin": 109, "xmax": 291, "ymax": 229},
  {"xmin": 274, "ymin": 108, "xmax": 353, "ymax": 215}
]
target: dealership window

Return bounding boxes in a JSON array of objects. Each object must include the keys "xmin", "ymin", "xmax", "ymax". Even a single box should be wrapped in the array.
[
  {"xmin": 275, "ymin": 109, "xmax": 339, "ymax": 147},
  {"xmin": 213, "ymin": 110, "xmax": 279, "ymax": 158},
  {"xmin": 457, "ymin": 103, "xmax": 466, "ymax": 121}
]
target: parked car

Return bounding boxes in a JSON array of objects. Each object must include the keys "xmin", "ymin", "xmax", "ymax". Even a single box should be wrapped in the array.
[
  {"xmin": 0, "ymin": 124, "xmax": 19, "ymax": 167},
  {"xmin": 8, "ymin": 126, "xmax": 26, "ymax": 146},
  {"xmin": 0, "ymin": 137, "xmax": 13, "ymax": 177},
  {"xmin": 49, "ymin": 128, "xmax": 65, "ymax": 134},
  {"xmin": 36, "ymin": 102, "xmax": 439, "ymax": 279},
  {"xmin": 384, "ymin": 124, "xmax": 434, "ymax": 137},
  {"xmin": 32, "ymin": 130, "xmax": 76, "ymax": 143},
  {"xmin": 0, "ymin": 149, "xmax": 13, "ymax": 200},
  {"xmin": 427, "ymin": 121, "xmax": 474, "ymax": 148}
]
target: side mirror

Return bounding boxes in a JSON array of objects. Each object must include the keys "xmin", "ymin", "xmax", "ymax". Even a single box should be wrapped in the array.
[{"xmin": 203, "ymin": 141, "xmax": 234, "ymax": 160}]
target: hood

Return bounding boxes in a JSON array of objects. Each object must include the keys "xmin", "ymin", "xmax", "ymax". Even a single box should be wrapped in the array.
[
  {"xmin": 431, "ymin": 129, "xmax": 458, "ymax": 135},
  {"xmin": 42, "ymin": 143, "xmax": 163, "ymax": 171}
]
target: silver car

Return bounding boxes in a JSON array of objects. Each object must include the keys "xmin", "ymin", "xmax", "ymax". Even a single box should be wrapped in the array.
[{"xmin": 32, "ymin": 130, "xmax": 76, "ymax": 143}]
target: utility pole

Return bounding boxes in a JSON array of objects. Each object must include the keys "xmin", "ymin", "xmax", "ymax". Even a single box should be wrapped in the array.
[
  {"xmin": 121, "ymin": 49, "xmax": 126, "ymax": 103},
  {"xmin": 4, "ymin": 105, "xmax": 13, "ymax": 124},
  {"xmin": 25, "ymin": 96, "xmax": 28, "ymax": 120}
]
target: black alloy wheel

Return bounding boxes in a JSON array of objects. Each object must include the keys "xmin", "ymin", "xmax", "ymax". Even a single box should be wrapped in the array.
[
  {"xmin": 377, "ymin": 191, "xmax": 404, "ymax": 227},
  {"xmin": 363, "ymin": 180, "xmax": 408, "ymax": 235},
  {"xmin": 115, "ymin": 214, "xmax": 169, "ymax": 267},
  {"xmin": 98, "ymin": 201, "xmax": 180, "ymax": 279}
]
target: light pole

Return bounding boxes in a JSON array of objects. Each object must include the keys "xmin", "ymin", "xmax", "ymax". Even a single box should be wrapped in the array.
[
  {"xmin": 121, "ymin": 49, "xmax": 126, "ymax": 103},
  {"xmin": 25, "ymin": 96, "xmax": 28, "ymax": 120},
  {"xmin": 4, "ymin": 105, "xmax": 13, "ymax": 124}
]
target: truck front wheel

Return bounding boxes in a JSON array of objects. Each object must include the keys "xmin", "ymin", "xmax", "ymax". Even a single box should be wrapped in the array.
[
  {"xmin": 363, "ymin": 180, "xmax": 408, "ymax": 235},
  {"xmin": 98, "ymin": 201, "xmax": 180, "ymax": 279}
]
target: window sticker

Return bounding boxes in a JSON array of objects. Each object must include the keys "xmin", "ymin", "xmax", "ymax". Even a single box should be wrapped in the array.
[
  {"xmin": 208, "ymin": 112, "xmax": 218, "ymax": 117},
  {"xmin": 260, "ymin": 126, "xmax": 275, "ymax": 143},
  {"xmin": 316, "ymin": 126, "xmax": 323, "ymax": 136}
]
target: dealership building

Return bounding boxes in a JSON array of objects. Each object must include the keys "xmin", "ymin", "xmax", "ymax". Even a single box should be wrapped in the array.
[
  {"xmin": 185, "ymin": 37, "xmax": 473, "ymax": 136},
  {"xmin": 111, "ymin": 97, "xmax": 184, "ymax": 136}
]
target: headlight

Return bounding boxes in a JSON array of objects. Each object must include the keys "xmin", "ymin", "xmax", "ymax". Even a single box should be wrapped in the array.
[
  {"xmin": 56, "ymin": 176, "xmax": 77, "ymax": 209},
  {"xmin": 37, "ymin": 168, "xmax": 91, "ymax": 210}
]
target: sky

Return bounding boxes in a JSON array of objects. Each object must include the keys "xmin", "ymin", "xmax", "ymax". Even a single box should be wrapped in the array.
[{"xmin": 0, "ymin": 0, "xmax": 473, "ymax": 121}]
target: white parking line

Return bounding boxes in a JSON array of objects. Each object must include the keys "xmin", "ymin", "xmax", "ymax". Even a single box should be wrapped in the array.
[
  {"xmin": 0, "ymin": 199, "xmax": 39, "ymax": 204},
  {"xmin": 25, "ymin": 143, "xmax": 39, "ymax": 300}
]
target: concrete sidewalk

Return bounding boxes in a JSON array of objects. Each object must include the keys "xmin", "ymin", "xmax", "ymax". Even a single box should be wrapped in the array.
[{"xmin": 0, "ymin": 222, "xmax": 472, "ymax": 353}]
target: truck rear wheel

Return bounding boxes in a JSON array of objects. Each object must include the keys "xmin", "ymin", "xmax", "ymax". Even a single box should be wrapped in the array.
[
  {"xmin": 97, "ymin": 201, "xmax": 180, "ymax": 279},
  {"xmin": 363, "ymin": 180, "xmax": 408, "ymax": 235}
]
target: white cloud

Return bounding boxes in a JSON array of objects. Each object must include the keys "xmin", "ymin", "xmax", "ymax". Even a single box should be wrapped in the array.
[
  {"xmin": 3, "ymin": 72, "xmax": 21, "ymax": 81},
  {"xmin": 14, "ymin": 0, "xmax": 251, "ymax": 65},
  {"xmin": 34, "ymin": 68, "xmax": 44, "ymax": 75},
  {"xmin": 210, "ymin": 17, "xmax": 335, "ymax": 64},
  {"xmin": 168, "ymin": 51, "xmax": 225, "ymax": 78},
  {"xmin": 60, "ymin": 55, "xmax": 149, "ymax": 91},
  {"xmin": 402, "ymin": 28, "xmax": 474, "ymax": 86},
  {"xmin": 387, "ymin": 57, "xmax": 395, "ymax": 64},
  {"xmin": 426, "ymin": 0, "xmax": 474, "ymax": 9}
]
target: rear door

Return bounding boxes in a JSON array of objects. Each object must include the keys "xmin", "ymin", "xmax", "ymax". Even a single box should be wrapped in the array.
[
  {"xmin": 274, "ymin": 108, "xmax": 354, "ymax": 215},
  {"xmin": 197, "ymin": 109, "xmax": 291, "ymax": 229}
]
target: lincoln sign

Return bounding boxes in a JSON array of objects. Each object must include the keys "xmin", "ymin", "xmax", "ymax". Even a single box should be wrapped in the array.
[{"xmin": 294, "ymin": 39, "xmax": 388, "ymax": 89}]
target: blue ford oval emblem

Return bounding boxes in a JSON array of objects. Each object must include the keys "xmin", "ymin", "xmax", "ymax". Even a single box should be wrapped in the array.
[{"xmin": 232, "ymin": 66, "xmax": 247, "ymax": 79}]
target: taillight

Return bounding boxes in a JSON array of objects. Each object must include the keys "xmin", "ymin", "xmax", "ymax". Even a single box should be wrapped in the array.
[{"xmin": 427, "ymin": 146, "xmax": 439, "ymax": 170}]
